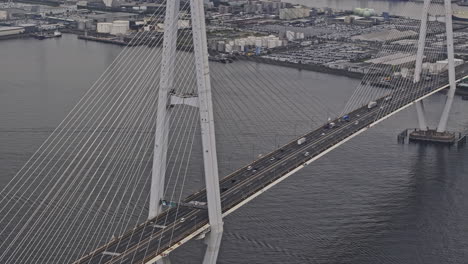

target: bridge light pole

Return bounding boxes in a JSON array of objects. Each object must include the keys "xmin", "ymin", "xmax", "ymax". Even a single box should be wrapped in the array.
[{"xmin": 437, "ymin": 0, "xmax": 457, "ymax": 132}]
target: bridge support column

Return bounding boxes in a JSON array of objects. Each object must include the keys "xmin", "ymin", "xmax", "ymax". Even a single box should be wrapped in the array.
[
  {"xmin": 413, "ymin": 0, "xmax": 431, "ymax": 131},
  {"xmin": 437, "ymin": 0, "xmax": 457, "ymax": 132},
  {"xmin": 149, "ymin": 0, "xmax": 180, "ymax": 220},
  {"xmin": 156, "ymin": 256, "xmax": 172, "ymax": 264},
  {"xmin": 203, "ymin": 230, "xmax": 223, "ymax": 264},
  {"xmin": 191, "ymin": 0, "xmax": 224, "ymax": 263}
]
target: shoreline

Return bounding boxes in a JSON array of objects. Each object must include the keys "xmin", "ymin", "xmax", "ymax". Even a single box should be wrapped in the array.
[
  {"xmin": 236, "ymin": 56, "xmax": 364, "ymax": 79},
  {"xmin": 0, "ymin": 33, "xmax": 31, "ymax": 41}
]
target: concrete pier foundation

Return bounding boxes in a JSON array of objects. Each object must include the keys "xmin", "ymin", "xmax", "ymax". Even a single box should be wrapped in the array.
[{"xmin": 408, "ymin": 129, "xmax": 456, "ymax": 145}]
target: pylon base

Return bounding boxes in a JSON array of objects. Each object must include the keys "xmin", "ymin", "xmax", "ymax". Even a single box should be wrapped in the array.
[{"xmin": 408, "ymin": 129, "xmax": 456, "ymax": 145}]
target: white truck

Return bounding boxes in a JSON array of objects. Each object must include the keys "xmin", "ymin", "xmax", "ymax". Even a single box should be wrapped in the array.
[
  {"xmin": 297, "ymin": 137, "xmax": 306, "ymax": 145},
  {"xmin": 367, "ymin": 101, "xmax": 378, "ymax": 109}
]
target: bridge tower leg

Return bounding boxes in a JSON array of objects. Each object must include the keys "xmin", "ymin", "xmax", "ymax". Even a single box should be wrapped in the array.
[
  {"xmin": 437, "ymin": 0, "xmax": 457, "ymax": 132},
  {"xmin": 190, "ymin": 0, "xmax": 224, "ymax": 263},
  {"xmin": 150, "ymin": 0, "xmax": 224, "ymax": 262},
  {"xmin": 151, "ymin": 1, "xmax": 180, "ymax": 263},
  {"xmin": 413, "ymin": 0, "xmax": 431, "ymax": 131},
  {"xmin": 149, "ymin": 0, "xmax": 180, "ymax": 220}
]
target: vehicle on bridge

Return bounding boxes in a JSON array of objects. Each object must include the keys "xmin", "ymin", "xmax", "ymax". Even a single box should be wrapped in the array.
[
  {"xmin": 368, "ymin": 101, "xmax": 378, "ymax": 109},
  {"xmin": 297, "ymin": 137, "xmax": 306, "ymax": 145},
  {"xmin": 326, "ymin": 122, "xmax": 336, "ymax": 129}
]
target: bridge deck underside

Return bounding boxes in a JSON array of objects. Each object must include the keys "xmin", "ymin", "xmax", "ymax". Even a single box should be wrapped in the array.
[{"xmin": 74, "ymin": 65, "xmax": 468, "ymax": 264}]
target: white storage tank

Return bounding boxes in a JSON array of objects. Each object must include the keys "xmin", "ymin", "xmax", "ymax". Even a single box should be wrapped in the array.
[{"xmin": 97, "ymin": 22, "xmax": 113, "ymax": 33}]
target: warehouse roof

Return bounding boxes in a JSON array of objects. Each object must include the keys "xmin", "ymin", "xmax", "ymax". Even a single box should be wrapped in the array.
[
  {"xmin": 352, "ymin": 29, "xmax": 418, "ymax": 42},
  {"xmin": 366, "ymin": 52, "xmax": 420, "ymax": 66}
]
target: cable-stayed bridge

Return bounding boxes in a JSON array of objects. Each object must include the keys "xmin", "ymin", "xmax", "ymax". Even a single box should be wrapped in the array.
[
  {"xmin": 0, "ymin": 0, "xmax": 465, "ymax": 263},
  {"xmin": 74, "ymin": 64, "xmax": 467, "ymax": 264}
]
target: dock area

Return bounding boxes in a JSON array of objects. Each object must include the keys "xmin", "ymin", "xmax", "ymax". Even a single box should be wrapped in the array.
[
  {"xmin": 399, "ymin": 128, "xmax": 466, "ymax": 146},
  {"xmin": 77, "ymin": 34, "xmax": 143, "ymax": 46}
]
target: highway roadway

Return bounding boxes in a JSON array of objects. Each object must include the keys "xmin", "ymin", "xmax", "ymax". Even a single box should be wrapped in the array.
[{"xmin": 73, "ymin": 64, "xmax": 468, "ymax": 264}]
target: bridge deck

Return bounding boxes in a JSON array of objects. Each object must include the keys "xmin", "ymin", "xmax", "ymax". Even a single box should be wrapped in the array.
[{"xmin": 73, "ymin": 65, "xmax": 468, "ymax": 264}]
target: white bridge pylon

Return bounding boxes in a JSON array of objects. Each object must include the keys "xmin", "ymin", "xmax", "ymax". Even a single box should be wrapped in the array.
[
  {"xmin": 413, "ymin": 0, "xmax": 457, "ymax": 132},
  {"xmin": 149, "ymin": 0, "xmax": 224, "ymax": 263}
]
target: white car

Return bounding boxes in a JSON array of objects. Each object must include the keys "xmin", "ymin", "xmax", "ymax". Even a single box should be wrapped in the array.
[{"xmin": 180, "ymin": 217, "xmax": 186, "ymax": 223}]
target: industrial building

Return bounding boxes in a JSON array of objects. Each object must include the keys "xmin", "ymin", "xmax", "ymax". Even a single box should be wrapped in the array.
[
  {"xmin": 212, "ymin": 34, "xmax": 285, "ymax": 53},
  {"xmin": 86, "ymin": 12, "xmax": 138, "ymax": 23},
  {"xmin": 351, "ymin": 29, "xmax": 418, "ymax": 42},
  {"xmin": 0, "ymin": 8, "xmax": 27, "ymax": 20},
  {"xmin": 279, "ymin": 7, "xmax": 310, "ymax": 20},
  {"xmin": 366, "ymin": 53, "xmax": 419, "ymax": 66},
  {"xmin": 0, "ymin": 9, "xmax": 7, "ymax": 20},
  {"xmin": 423, "ymin": 59, "xmax": 464, "ymax": 74}
]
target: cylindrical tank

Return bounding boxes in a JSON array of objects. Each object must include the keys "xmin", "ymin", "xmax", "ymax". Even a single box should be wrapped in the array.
[{"xmin": 354, "ymin": 8, "xmax": 363, "ymax": 15}]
